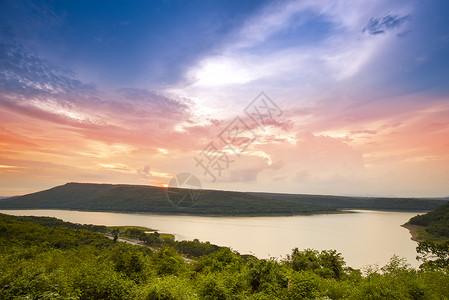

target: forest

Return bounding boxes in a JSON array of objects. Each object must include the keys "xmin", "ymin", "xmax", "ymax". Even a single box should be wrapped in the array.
[
  {"xmin": 0, "ymin": 182, "xmax": 446, "ymax": 216},
  {"xmin": 1, "ymin": 213, "xmax": 449, "ymax": 299},
  {"xmin": 408, "ymin": 201, "xmax": 449, "ymax": 238}
]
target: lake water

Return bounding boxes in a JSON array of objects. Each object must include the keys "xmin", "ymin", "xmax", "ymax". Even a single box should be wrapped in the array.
[{"xmin": 0, "ymin": 209, "xmax": 422, "ymax": 269}]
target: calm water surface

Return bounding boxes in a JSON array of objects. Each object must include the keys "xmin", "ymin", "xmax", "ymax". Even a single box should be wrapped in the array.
[{"xmin": 0, "ymin": 209, "xmax": 421, "ymax": 268}]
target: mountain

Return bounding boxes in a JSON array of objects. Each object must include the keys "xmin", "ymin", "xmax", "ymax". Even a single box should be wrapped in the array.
[
  {"xmin": 0, "ymin": 182, "xmax": 446, "ymax": 216},
  {"xmin": 407, "ymin": 201, "xmax": 449, "ymax": 240},
  {"xmin": 0, "ymin": 183, "xmax": 331, "ymax": 215}
]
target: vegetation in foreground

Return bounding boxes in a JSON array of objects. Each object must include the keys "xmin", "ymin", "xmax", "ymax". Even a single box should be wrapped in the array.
[
  {"xmin": 1, "ymin": 213, "xmax": 449, "ymax": 299},
  {"xmin": 406, "ymin": 201, "xmax": 449, "ymax": 241},
  {"xmin": 0, "ymin": 182, "xmax": 446, "ymax": 216}
]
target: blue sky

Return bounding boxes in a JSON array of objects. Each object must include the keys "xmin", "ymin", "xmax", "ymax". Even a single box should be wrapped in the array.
[
  {"xmin": 2, "ymin": 0, "xmax": 448, "ymax": 92},
  {"xmin": 1, "ymin": 0, "xmax": 449, "ymax": 197},
  {"xmin": 1, "ymin": 0, "xmax": 269, "ymax": 86}
]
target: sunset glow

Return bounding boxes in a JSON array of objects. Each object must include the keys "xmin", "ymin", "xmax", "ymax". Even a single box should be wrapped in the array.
[{"xmin": 0, "ymin": 0, "xmax": 448, "ymax": 197}]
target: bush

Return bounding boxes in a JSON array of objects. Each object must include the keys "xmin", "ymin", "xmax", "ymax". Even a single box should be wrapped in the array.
[
  {"xmin": 152, "ymin": 247, "xmax": 186, "ymax": 275},
  {"xmin": 197, "ymin": 275, "xmax": 228, "ymax": 300},
  {"xmin": 137, "ymin": 276, "xmax": 197, "ymax": 300},
  {"xmin": 286, "ymin": 271, "xmax": 320, "ymax": 299},
  {"xmin": 285, "ymin": 248, "xmax": 346, "ymax": 279},
  {"xmin": 111, "ymin": 243, "xmax": 148, "ymax": 282}
]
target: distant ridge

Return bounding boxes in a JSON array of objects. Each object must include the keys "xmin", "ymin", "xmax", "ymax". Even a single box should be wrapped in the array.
[
  {"xmin": 0, "ymin": 182, "xmax": 446, "ymax": 216},
  {"xmin": 429, "ymin": 196, "xmax": 449, "ymax": 201}
]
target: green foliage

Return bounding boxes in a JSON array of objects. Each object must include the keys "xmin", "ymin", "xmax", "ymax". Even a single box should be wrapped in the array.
[
  {"xmin": 193, "ymin": 248, "xmax": 243, "ymax": 273},
  {"xmin": 286, "ymin": 271, "xmax": 320, "ymax": 299},
  {"xmin": 381, "ymin": 255, "xmax": 411, "ymax": 274},
  {"xmin": 0, "ymin": 247, "xmax": 136, "ymax": 299},
  {"xmin": 124, "ymin": 227, "xmax": 147, "ymax": 239},
  {"xmin": 197, "ymin": 275, "xmax": 228, "ymax": 300},
  {"xmin": 1, "ymin": 213, "xmax": 449, "ymax": 299},
  {"xmin": 142, "ymin": 231, "xmax": 163, "ymax": 246},
  {"xmin": 252, "ymin": 192, "xmax": 447, "ymax": 211},
  {"xmin": 137, "ymin": 276, "xmax": 197, "ymax": 300},
  {"xmin": 152, "ymin": 247, "xmax": 186, "ymax": 276},
  {"xmin": 0, "ymin": 214, "xmax": 112, "ymax": 251},
  {"xmin": 111, "ymin": 243, "xmax": 148, "ymax": 282},
  {"xmin": 248, "ymin": 258, "xmax": 287, "ymax": 294},
  {"xmin": 69, "ymin": 256, "xmax": 135, "ymax": 300},
  {"xmin": 175, "ymin": 239, "xmax": 222, "ymax": 258},
  {"xmin": 285, "ymin": 248, "xmax": 346, "ymax": 279},
  {"xmin": 0, "ymin": 183, "xmax": 334, "ymax": 215},
  {"xmin": 417, "ymin": 240, "xmax": 449, "ymax": 270},
  {"xmin": 409, "ymin": 201, "xmax": 449, "ymax": 239}
]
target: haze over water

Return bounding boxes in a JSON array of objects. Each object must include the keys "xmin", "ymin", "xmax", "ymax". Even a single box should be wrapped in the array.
[{"xmin": 0, "ymin": 209, "xmax": 422, "ymax": 269}]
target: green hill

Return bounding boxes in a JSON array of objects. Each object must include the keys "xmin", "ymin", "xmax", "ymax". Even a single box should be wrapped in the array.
[
  {"xmin": 251, "ymin": 193, "xmax": 447, "ymax": 211},
  {"xmin": 0, "ymin": 183, "xmax": 332, "ymax": 215},
  {"xmin": 251, "ymin": 192, "xmax": 446, "ymax": 211},
  {"xmin": 0, "ymin": 182, "xmax": 446, "ymax": 216},
  {"xmin": 407, "ymin": 201, "xmax": 449, "ymax": 241}
]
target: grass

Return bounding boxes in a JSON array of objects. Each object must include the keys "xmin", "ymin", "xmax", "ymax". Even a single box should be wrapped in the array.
[
  {"xmin": 107, "ymin": 225, "xmax": 156, "ymax": 232},
  {"xmin": 159, "ymin": 233, "xmax": 175, "ymax": 240},
  {"xmin": 107, "ymin": 225, "xmax": 175, "ymax": 240}
]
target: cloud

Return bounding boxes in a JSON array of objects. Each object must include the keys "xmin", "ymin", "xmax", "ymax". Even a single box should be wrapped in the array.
[
  {"xmin": 98, "ymin": 163, "xmax": 132, "ymax": 173},
  {"xmin": 213, "ymin": 155, "xmax": 273, "ymax": 183},
  {"xmin": 350, "ymin": 129, "xmax": 377, "ymax": 135},
  {"xmin": 0, "ymin": 23, "xmax": 200, "ymax": 153},
  {"xmin": 177, "ymin": 0, "xmax": 417, "ymax": 105},
  {"xmin": 0, "ymin": 22, "xmax": 107, "ymax": 129},
  {"xmin": 138, "ymin": 164, "xmax": 151, "ymax": 178},
  {"xmin": 115, "ymin": 88, "xmax": 190, "ymax": 119},
  {"xmin": 363, "ymin": 14, "xmax": 410, "ymax": 35},
  {"xmin": 0, "ymin": 22, "xmax": 191, "ymax": 131},
  {"xmin": 0, "ymin": 25, "xmax": 95, "ymax": 100},
  {"xmin": 2, "ymin": 0, "xmax": 448, "ymax": 197}
]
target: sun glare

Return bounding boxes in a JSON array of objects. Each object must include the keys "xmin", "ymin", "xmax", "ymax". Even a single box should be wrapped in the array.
[{"xmin": 191, "ymin": 58, "xmax": 254, "ymax": 87}]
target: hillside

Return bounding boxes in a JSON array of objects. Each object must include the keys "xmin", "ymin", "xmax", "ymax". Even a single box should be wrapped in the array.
[
  {"xmin": 406, "ymin": 201, "xmax": 449, "ymax": 241},
  {"xmin": 0, "ymin": 182, "xmax": 446, "ymax": 216},
  {"xmin": 0, "ymin": 183, "xmax": 333, "ymax": 215},
  {"xmin": 251, "ymin": 192, "xmax": 446, "ymax": 211}
]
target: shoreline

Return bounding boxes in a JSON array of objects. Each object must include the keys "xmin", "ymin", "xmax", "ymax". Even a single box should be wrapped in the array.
[
  {"xmin": 0, "ymin": 207, "xmax": 426, "ymax": 218},
  {"xmin": 0, "ymin": 208, "xmax": 345, "ymax": 218},
  {"xmin": 402, "ymin": 223, "xmax": 449, "ymax": 243},
  {"xmin": 401, "ymin": 223, "xmax": 423, "ymax": 242}
]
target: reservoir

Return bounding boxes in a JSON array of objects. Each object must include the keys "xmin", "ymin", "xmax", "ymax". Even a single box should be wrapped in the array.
[{"xmin": 0, "ymin": 209, "xmax": 422, "ymax": 269}]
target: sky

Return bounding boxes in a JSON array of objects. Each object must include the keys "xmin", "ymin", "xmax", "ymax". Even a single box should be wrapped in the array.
[{"xmin": 0, "ymin": 0, "xmax": 448, "ymax": 197}]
